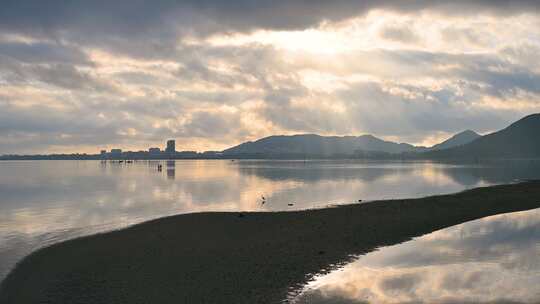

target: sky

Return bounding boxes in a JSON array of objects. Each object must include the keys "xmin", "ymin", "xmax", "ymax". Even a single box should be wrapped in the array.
[{"xmin": 1, "ymin": 1, "xmax": 540, "ymax": 154}]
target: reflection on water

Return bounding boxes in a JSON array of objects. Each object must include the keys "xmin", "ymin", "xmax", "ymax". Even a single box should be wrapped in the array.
[
  {"xmin": 292, "ymin": 208, "xmax": 540, "ymax": 304},
  {"xmin": 1, "ymin": 159, "xmax": 540, "ymax": 281},
  {"xmin": 166, "ymin": 160, "xmax": 175, "ymax": 180}
]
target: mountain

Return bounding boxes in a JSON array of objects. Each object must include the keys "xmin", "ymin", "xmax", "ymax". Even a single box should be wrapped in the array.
[
  {"xmin": 223, "ymin": 134, "xmax": 423, "ymax": 156},
  {"xmin": 222, "ymin": 114, "xmax": 539, "ymax": 158},
  {"xmin": 428, "ymin": 130, "xmax": 481, "ymax": 151},
  {"xmin": 425, "ymin": 114, "xmax": 540, "ymax": 158}
]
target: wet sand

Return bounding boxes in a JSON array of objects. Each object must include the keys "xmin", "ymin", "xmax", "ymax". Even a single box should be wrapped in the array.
[{"xmin": 1, "ymin": 181, "xmax": 540, "ymax": 304}]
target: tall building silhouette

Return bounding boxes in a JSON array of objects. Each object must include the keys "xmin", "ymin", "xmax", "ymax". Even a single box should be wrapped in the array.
[{"xmin": 166, "ymin": 140, "xmax": 176, "ymax": 153}]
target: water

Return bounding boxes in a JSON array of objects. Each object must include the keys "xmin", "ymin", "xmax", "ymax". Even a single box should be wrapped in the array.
[
  {"xmin": 1, "ymin": 159, "xmax": 540, "ymax": 282},
  {"xmin": 292, "ymin": 208, "xmax": 540, "ymax": 304}
]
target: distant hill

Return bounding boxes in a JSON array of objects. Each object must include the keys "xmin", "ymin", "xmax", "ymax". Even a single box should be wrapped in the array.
[
  {"xmin": 222, "ymin": 114, "xmax": 539, "ymax": 158},
  {"xmin": 424, "ymin": 114, "xmax": 540, "ymax": 159},
  {"xmin": 428, "ymin": 130, "xmax": 481, "ymax": 151},
  {"xmin": 223, "ymin": 134, "xmax": 423, "ymax": 156}
]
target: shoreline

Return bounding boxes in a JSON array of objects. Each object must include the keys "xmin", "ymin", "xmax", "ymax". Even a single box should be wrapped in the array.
[{"xmin": 2, "ymin": 181, "xmax": 540, "ymax": 303}]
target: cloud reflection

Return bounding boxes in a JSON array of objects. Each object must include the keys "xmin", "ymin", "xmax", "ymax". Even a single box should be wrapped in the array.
[
  {"xmin": 293, "ymin": 209, "xmax": 540, "ymax": 304},
  {"xmin": 1, "ymin": 160, "xmax": 540, "ymax": 282}
]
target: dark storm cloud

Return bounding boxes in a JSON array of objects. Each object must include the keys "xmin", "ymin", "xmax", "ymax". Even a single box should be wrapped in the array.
[{"xmin": 1, "ymin": 1, "xmax": 539, "ymax": 39}]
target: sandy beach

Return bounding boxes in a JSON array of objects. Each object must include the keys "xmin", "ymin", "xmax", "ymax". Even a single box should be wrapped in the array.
[{"xmin": 1, "ymin": 181, "xmax": 540, "ymax": 304}]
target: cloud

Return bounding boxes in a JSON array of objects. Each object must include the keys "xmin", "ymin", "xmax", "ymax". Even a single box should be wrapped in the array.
[
  {"xmin": 0, "ymin": 41, "xmax": 90, "ymax": 64},
  {"xmin": 379, "ymin": 24, "xmax": 419, "ymax": 44},
  {"xmin": 29, "ymin": 64, "xmax": 116, "ymax": 91},
  {"xmin": 1, "ymin": 1, "xmax": 540, "ymax": 41},
  {"xmin": 182, "ymin": 110, "xmax": 247, "ymax": 138},
  {"xmin": 293, "ymin": 210, "xmax": 540, "ymax": 304},
  {"xmin": 379, "ymin": 273, "xmax": 421, "ymax": 294},
  {"xmin": 1, "ymin": 2, "xmax": 540, "ymax": 153}
]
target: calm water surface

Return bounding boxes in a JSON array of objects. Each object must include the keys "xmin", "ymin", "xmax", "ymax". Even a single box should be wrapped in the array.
[
  {"xmin": 1, "ymin": 159, "xmax": 540, "ymax": 282},
  {"xmin": 292, "ymin": 208, "xmax": 540, "ymax": 304}
]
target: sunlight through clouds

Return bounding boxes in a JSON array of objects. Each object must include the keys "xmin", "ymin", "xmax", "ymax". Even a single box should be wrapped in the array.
[{"xmin": 1, "ymin": 3, "xmax": 540, "ymax": 153}]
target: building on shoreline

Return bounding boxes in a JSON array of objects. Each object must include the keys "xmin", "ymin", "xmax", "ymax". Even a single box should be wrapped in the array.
[
  {"xmin": 166, "ymin": 140, "xmax": 175, "ymax": 154},
  {"xmin": 110, "ymin": 149, "xmax": 122, "ymax": 157}
]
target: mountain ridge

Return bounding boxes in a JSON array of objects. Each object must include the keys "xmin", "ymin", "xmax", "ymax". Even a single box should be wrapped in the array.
[
  {"xmin": 424, "ymin": 113, "xmax": 540, "ymax": 159},
  {"xmin": 223, "ymin": 131, "xmax": 476, "ymax": 156},
  {"xmin": 222, "ymin": 133, "xmax": 424, "ymax": 155},
  {"xmin": 223, "ymin": 113, "xmax": 539, "ymax": 158},
  {"xmin": 428, "ymin": 130, "xmax": 481, "ymax": 151}
]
